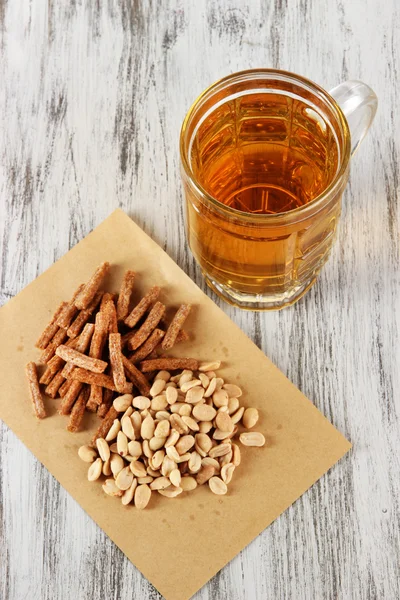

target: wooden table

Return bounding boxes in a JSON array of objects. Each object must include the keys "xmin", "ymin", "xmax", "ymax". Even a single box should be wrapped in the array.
[{"xmin": 0, "ymin": 2, "xmax": 398, "ymax": 599}]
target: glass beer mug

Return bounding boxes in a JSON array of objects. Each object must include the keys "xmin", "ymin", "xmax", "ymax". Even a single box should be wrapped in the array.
[{"xmin": 180, "ymin": 69, "xmax": 377, "ymax": 310}]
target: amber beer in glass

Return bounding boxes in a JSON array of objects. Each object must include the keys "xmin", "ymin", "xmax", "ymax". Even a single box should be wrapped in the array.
[{"xmin": 180, "ymin": 70, "xmax": 377, "ymax": 309}]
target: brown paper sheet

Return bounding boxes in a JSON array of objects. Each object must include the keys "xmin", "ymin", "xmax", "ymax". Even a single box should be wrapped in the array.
[{"xmin": 0, "ymin": 209, "xmax": 351, "ymax": 600}]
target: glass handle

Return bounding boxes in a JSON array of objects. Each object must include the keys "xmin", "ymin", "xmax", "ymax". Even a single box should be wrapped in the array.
[{"xmin": 330, "ymin": 80, "xmax": 378, "ymax": 156}]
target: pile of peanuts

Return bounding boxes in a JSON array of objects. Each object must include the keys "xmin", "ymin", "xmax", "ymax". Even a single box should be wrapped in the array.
[{"xmin": 78, "ymin": 361, "xmax": 265, "ymax": 509}]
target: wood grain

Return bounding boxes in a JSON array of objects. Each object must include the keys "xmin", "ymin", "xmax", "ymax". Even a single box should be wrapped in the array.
[{"xmin": 0, "ymin": 1, "xmax": 398, "ymax": 599}]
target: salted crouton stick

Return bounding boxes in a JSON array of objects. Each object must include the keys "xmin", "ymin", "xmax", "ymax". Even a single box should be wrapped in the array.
[
  {"xmin": 56, "ymin": 345, "xmax": 108, "ymax": 373},
  {"xmin": 129, "ymin": 328, "xmax": 165, "ymax": 363},
  {"xmin": 86, "ymin": 387, "xmax": 102, "ymax": 412},
  {"xmin": 87, "ymin": 311, "xmax": 108, "ymax": 409},
  {"xmin": 97, "ymin": 388, "xmax": 114, "ymax": 418},
  {"xmin": 70, "ymin": 368, "xmax": 133, "ymax": 394},
  {"xmin": 100, "ymin": 292, "xmax": 116, "ymax": 309},
  {"xmin": 109, "ymin": 333, "xmax": 128, "ymax": 393},
  {"xmin": 161, "ymin": 304, "xmax": 192, "ymax": 350},
  {"xmin": 103, "ymin": 296, "xmax": 118, "ymax": 333},
  {"xmin": 39, "ymin": 366, "xmax": 57, "ymax": 386},
  {"xmin": 116, "ymin": 270, "xmax": 136, "ymax": 321},
  {"xmin": 124, "ymin": 286, "xmax": 160, "ymax": 328},
  {"xmin": 159, "ymin": 316, "xmax": 189, "ymax": 343},
  {"xmin": 91, "ymin": 406, "xmax": 118, "ymax": 445},
  {"xmin": 61, "ymin": 323, "xmax": 95, "ymax": 379},
  {"xmin": 67, "ymin": 310, "xmax": 90, "ymax": 339},
  {"xmin": 39, "ymin": 327, "xmax": 68, "ymax": 364},
  {"xmin": 56, "ymin": 284, "xmax": 85, "ymax": 328},
  {"xmin": 58, "ymin": 378, "xmax": 73, "ymax": 397},
  {"xmin": 35, "ymin": 302, "xmax": 66, "ymax": 349},
  {"xmin": 45, "ymin": 371, "xmax": 66, "ymax": 398},
  {"xmin": 128, "ymin": 302, "xmax": 166, "ymax": 351},
  {"xmin": 89, "ymin": 312, "xmax": 108, "ymax": 358},
  {"xmin": 67, "ymin": 387, "xmax": 89, "ymax": 432},
  {"xmin": 59, "ymin": 380, "xmax": 83, "ymax": 415},
  {"xmin": 75, "ymin": 262, "xmax": 110, "ymax": 310},
  {"xmin": 25, "ymin": 362, "xmax": 47, "ymax": 419},
  {"xmin": 122, "ymin": 356, "xmax": 151, "ymax": 396},
  {"xmin": 140, "ymin": 358, "xmax": 199, "ymax": 372},
  {"xmin": 67, "ymin": 291, "xmax": 103, "ymax": 338}
]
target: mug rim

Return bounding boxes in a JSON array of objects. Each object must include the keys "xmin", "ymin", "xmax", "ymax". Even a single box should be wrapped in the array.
[{"xmin": 180, "ymin": 68, "xmax": 351, "ymax": 222}]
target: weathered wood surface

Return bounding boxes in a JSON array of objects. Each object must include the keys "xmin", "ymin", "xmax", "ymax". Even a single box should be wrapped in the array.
[{"xmin": 0, "ymin": 1, "xmax": 399, "ymax": 599}]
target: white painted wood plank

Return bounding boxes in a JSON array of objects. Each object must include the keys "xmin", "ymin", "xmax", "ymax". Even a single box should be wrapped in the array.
[{"xmin": 0, "ymin": 1, "xmax": 398, "ymax": 599}]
